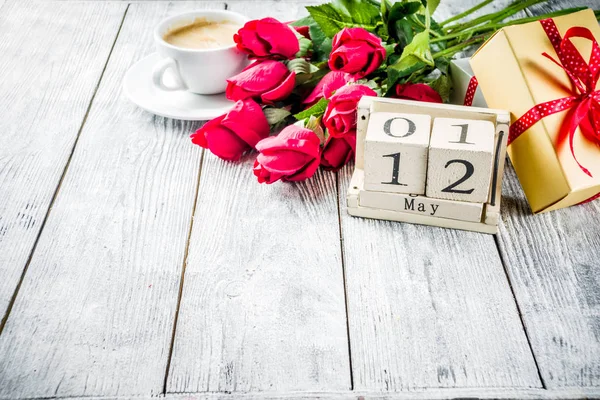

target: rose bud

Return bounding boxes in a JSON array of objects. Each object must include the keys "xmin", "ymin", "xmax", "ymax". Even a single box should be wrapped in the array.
[
  {"xmin": 293, "ymin": 25, "xmax": 310, "ymax": 39},
  {"xmin": 253, "ymin": 125, "xmax": 321, "ymax": 184},
  {"xmin": 328, "ymin": 27, "xmax": 386, "ymax": 79},
  {"xmin": 234, "ymin": 18, "xmax": 300, "ymax": 60},
  {"xmin": 226, "ymin": 60, "xmax": 296, "ymax": 104},
  {"xmin": 190, "ymin": 99, "xmax": 270, "ymax": 161},
  {"xmin": 302, "ymin": 71, "xmax": 352, "ymax": 106},
  {"xmin": 323, "ymin": 84, "xmax": 377, "ymax": 138},
  {"xmin": 394, "ymin": 83, "xmax": 443, "ymax": 103},
  {"xmin": 320, "ymin": 132, "xmax": 356, "ymax": 171}
]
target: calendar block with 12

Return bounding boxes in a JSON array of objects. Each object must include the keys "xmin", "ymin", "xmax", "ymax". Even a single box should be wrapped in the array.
[{"xmin": 426, "ymin": 118, "xmax": 495, "ymax": 203}]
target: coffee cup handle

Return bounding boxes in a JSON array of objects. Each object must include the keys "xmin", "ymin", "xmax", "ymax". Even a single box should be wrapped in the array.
[{"xmin": 152, "ymin": 57, "xmax": 187, "ymax": 91}]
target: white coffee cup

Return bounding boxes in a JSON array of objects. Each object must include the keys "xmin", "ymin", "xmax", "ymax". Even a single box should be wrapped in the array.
[{"xmin": 152, "ymin": 10, "xmax": 249, "ymax": 95}]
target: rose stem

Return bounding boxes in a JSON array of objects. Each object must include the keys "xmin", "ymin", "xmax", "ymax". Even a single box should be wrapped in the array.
[
  {"xmin": 432, "ymin": 38, "xmax": 485, "ymax": 59},
  {"xmin": 432, "ymin": 6, "xmax": 588, "ymax": 44}
]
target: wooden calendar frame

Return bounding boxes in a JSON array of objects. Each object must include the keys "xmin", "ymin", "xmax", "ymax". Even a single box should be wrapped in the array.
[{"xmin": 347, "ymin": 96, "xmax": 510, "ymax": 234}]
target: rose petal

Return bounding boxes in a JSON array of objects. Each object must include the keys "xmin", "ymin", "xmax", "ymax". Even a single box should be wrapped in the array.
[
  {"xmin": 190, "ymin": 115, "xmax": 225, "ymax": 148},
  {"xmin": 320, "ymin": 133, "xmax": 355, "ymax": 171},
  {"xmin": 303, "ymin": 71, "xmax": 350, "ymax": 104},
  {"xmin": 395, "ymin": 83, "xmax": 442, "ymax": 103},
  {"xmin": 228, "ymin": 61, "xmax": 289, "ymax": 93},
  {"xmin": 293, "ymin": 25, "xmax": 310, "ymax": 39},
  {"xmin": 329, "ymin": 42, "xmax": 369, "ymax": 74},
  {"xmin": 254, "ymin": 160, "xmax": 283, "ymax": 184},
  {"xmin": 204, "ymin": 125, "xmax": 249, "ymax": 161},
  {"xmin": 256, "ymin": 150, "xmax": 312, "ymax": 175},
  {"xmin": 221, "ymin": 99, "xmax": 270, "ymax": 147},
  {"xmin": 256, "ymin": 18, "xmax": 299, "ymax": 59},
  {"xmin": 261, "ymin": 70, "xmax": 295, "ymax": 104},
  {"xmin": 236, "ymin": 29, "xmax": 270, "ymax": 57},
  {"xmin": 285, "ymin": 156, "xmax": 320, "ymax": 181}
]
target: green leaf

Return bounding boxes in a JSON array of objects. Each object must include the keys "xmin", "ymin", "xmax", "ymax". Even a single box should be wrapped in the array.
[
  {"xmin": 294, "ymin": 97, "xmax": 330, "ymax": 121},
  {"xmin": 381, "ymin": 0, "xmax": 393, "ymax": 23},
  {"xmin": 428, "ymin": 74, "xmax": 451, "ymax": 103},
  {"xmin": 289, "ymin": 16, "xmax": 313, "ymax": 27},
  {"xmin": 290, "ymin": 15, "xmax": 332, "ymax": 62},
  {"xmin": 306, "ymin": 0, "xmax": 383, "ymax": 38},
  {"xmin": 394, "ymin": 19, "xmax": 417, "ymax": 48},
  {"xmin": 425, "ymin": 0, "xmax": 440, "ymax": 15},
  {"xmin": 398, "ymin": 29, "xmax": 434, "ymax": 67},
  {"xmin": 310, "ymin": 25, "xmax": 333, "ymax": 62},
  {"xmin": 387, "ymin": 59, "xmax": 426, "ymax": 89},
  {"xmin": 434, "ymin": 56, "xmax": 450, "ymax": 76},
  {"xmin": 263, "ymin": 107, "xmax": 292, "ymax": 126},
  {"xmin": 383, "ymin": 43, "xmax": 396, "ymax": 58},
  {"xmin": 295, "ymin": 37, "xmax": 313, "ymax": 58},
  {"xmin": 294, "ymin": 68, "xmax": 329, "ymax": 88},
  {"xmin": 387, "ymin": 1, "xmax": 421, "ymax": 41},
  {"xmin": 287, "ymin": 58, "xmax": 317, "ymax": 75}
]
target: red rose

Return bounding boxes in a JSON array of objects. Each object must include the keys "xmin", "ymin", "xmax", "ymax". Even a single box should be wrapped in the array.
[
  {"xmin": 253, "ymin": 125, "xmax": 321, "ymax": 184},
  {"xmin": 394, "ymin": 83, "xmax": 442, "ymax": 103},
  {"xmin": 234, "ymin": 18, "xmax": 299, "ymax": 60},
  {"xmin": 328, "ymin": 27, "xmax": 386, "ymax": 79},
  {"xmin": 320, "ymin": 132, "xmax": 356, "ymax": 171},
  {"xmin": 190, "ymin": 99, "xmax": 270, "ymax": 161},
  {"xmin": 226, "ymin": 60, "xmax": 295, "ymax": 104},
  {"xmin": 302, "ymin": 71, "xmax": 351, "ymax": 106},
  {"xmin": 323, "ymin": 84, "xmax": 377, "ymax": 138}
]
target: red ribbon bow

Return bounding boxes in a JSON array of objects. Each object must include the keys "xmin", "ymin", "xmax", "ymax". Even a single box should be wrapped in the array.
[{"xmin": 508, "ymin": 18, "xmax": 600, "ymax": 179}]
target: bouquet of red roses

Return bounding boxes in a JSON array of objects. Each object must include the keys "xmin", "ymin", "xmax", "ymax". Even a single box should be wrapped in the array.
[{"xmin": 191, "ymin": 0, "xmax": 599, "ymax": 184}]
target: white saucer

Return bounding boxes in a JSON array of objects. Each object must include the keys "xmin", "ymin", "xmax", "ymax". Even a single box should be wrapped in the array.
[{"xmin": 123, "ymin": 52, "xmax": 234, "ymax": 121}]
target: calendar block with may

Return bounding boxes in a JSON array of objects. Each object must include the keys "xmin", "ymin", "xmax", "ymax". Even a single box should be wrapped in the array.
[{"xmin": 347, "ymin": 97, "xmax": 510, "ymax": 234}]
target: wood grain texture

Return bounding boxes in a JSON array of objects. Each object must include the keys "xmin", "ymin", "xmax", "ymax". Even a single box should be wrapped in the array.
[
  {"xmin": 338, "ymin": 0, "xmax": 541, "ymax": 390},
  {"xmin": 163, "ymin": 387, "xmax": 600, "ymax": 400},
  {"xmin": 496, "ymin": 164, "xmax": 600, "ymax": 388},
  {"xmin": 526, "ymin": 0, "xmax": 600, "ymax": 16},
  {"xmin": 339, "ymin": 164, "xmax": 541, "ymax": 390},
  {"xmin": 166, "ymin": 4, "xmax": 348, "ymax": 394},
  {"xmin": 0, "ymin": 2, "xmax": 218, "ymax": 398},
  {"xmin": 0, "ymin": 0, "xmax": 126, "ymax": 324},
  {"xmin": 167, "ymin": 154, "xmax": 350, "ymax": 393}
]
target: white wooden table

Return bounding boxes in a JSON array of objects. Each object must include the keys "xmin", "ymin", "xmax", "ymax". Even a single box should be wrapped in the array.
[{"xmin": 0, "ymin": 0, "xmax": 599, "ymax": 399}]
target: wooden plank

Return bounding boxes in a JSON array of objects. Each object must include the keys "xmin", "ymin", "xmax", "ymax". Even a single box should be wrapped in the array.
[
  {"xmin": 0, "ymin": 0, "xmax": 126, "ymax": 322},
  {"xmin": 167, "ymin": 155, "xmax": 350, "ymax": 393},
  {"xmin": 339, "ymin": 163, "xmax": 541, "ymax": 390},
  {"xmin": 166, "ymin": 2, "xmax": 350, "ymax": 393},
  {"xmin": 526, "ymin": 0, "xmax": 599, "ymax": 16},
  {"xmin": 339, "ymin": 1, "xmax": 540, "ymax": 389},
  {"xmin": 491, "ymin": 0, "xmax": 600, "ymax": 389},
  {"xmin": 162, "ymin": 387, "xmax": 600, "ymax": 400},
  {"xmin": 0, "ymin": 2, "xmax": 219, "ymax": 398},
  {"xmin": 497, "ymin": 162, "xmax": 600, "ymax": 388}
]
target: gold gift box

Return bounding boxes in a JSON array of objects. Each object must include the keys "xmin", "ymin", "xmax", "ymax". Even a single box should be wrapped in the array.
[{"xmin": 470, "ymin": 9, "xmax": 600, "ymax": 213}]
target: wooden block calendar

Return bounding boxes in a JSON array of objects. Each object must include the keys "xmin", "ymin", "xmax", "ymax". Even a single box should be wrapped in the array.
[{"xmin": 347, "ymin": 97, "xmax": 510, "ymax": 234}]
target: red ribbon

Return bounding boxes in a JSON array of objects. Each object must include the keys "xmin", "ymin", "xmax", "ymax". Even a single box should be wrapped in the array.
[
  {"xmin": 508, "ymin": 18, "xmax": 600, "ymax": 180},
  {"xmin": 463, "ymin": 76, "xmax": 478, "ymax": 106}
]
